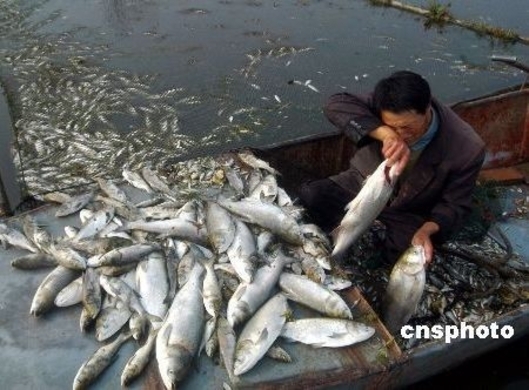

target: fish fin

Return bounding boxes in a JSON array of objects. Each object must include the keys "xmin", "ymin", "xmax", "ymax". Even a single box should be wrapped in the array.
[
  {"xmin": 328, "ymin": 331, "xmax": 348, "ymax": 339},
  {"xmin": 258, "ymin": 328, "xmax": 269, "ymax": 343},
  {"xmin": 161, "ymin": 323, "xmax": 173, "ymax": 344},
  {"xmin": 330, "ymin": 225, "xmax": 341, "ymax": 243},
  {"xmin": 331, "ymin": 250, "xmax": 348, "ymax": 267}
]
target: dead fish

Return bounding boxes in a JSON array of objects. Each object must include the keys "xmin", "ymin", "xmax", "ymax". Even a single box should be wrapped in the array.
[
  {"xmin": 120, "ymin": 327, "xmax": 159, "ymax": 387},
  {"xmin": 11, "ymin": 253, "xmax": 58, "ymax": 270},
  {"xmin": 383, "ymin": 245, "xmax": 426, "ymax": 333},
  {"xmin": 0, "ymin": 223, "xmax": 39, "ymax": 253},
  {"xmin": 217, "ymin": 197, "xmax": 303, "ymax": 246},
  {"xmin": 156, "ymin": 263, "xmax": 205, "ymax": 389},
  {"xmin": 55, "ymin": 190, "xmax": 95, "ymax": 218},
  {"xmin": 118, "ymin": 218, "xmax": 208, "ymax": 247},
  {"xmin": 87, "ymin": 243, "xmax": 161, "ymax": 267},
  {"xmin": 278, "ymin": 272, "xmax": 352, "ymax": 319},
  {"xmin": 217, "ymin": 316, "xmax": 237, "ymax": 379},
  {"xmin": 205, "ymin": 201, "xmax": 236, "ymax": 254},
  {"xmin": 331, "ymin": 160, "xmax": 398, "ymax": 260},
  {"xmin": 226, "ymin": 219, "xmax": 258, "ymax": 283},
  {"xmin": 30, "ymin": 265, "xmax": 81, "ymax": 316},
  {"xmin": 80, "ymin": 268, "xmax": 102, "ymax": 332},
  {"xmin": 95, "ymin": 295, "xmax": 132, "ymax": 342},
  {"xmin": 233, "ymin": 293, "xmax": 289, "ymax": 376},
  {"xmin": 96, "ymin": 178, "xmax": 128, "ymax": 203},
  {"xmin": 72, "ymin": 331, "xmax": 132, "ymax": 390},
  {"xmin": 74, "ymin": 207, "xmax": 115, "ymax": 241},
  {"xmin": 141, "ymin": 165, "xmax": 174, "ymax": 195},
  {"xmin": 237, "ymin": 151, "xmax": 279, "ymax": 175},
  {"xmin": 202, "ymin": 258, "xmax": 223, "ymax": 318},
  {"xmin": 21, "ymin": 215, "xmax": 53, "ymax": 253},
  {"xmin": 227, "ymin": 250, "xmax": 292, "ymax": 327},
  {"xmin": 122, "ymin": 168, "xmax": 153, "ymax": 193},
  {"xmin": 280, "ymin": 318, "xmax": 375, "ymax": 348},
  {"xmin": 135, "ymin": 251, "xmax": 169, "ymax": 320},
  {"xmin": 266, "ymin": 345, "xmax": 292, "ymax": 363},
  {"xmin": 54, "ymin": 276, "xmax": 83, "ymax": 307}
]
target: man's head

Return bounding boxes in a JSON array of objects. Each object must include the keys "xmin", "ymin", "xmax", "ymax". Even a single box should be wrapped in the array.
[{"xmin": 373, "ymin": 71, "xmax": 433, "ymax": 145}]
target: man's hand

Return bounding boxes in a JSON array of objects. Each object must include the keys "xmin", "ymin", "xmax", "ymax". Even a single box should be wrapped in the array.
[
  {"xmin": 370, "ymin": 125, "xmax": 410, "ymax": 176},
  {"xmin": 411, "ymin": 221, "xmax": 440, "ymax": 264}
]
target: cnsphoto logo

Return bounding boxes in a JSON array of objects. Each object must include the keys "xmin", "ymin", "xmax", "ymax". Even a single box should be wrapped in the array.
[{"xmin": 401, "ymin": 322, "xmax": 514, "ymax": 343}]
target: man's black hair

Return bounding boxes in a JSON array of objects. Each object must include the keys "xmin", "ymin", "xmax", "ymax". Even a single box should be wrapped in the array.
[{"xmin": 372, "ymin": 71, "xmax": 431, "ymax": 115}]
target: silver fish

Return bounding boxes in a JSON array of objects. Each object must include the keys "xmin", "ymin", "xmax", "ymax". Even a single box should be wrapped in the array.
[
  {"xmin": 226, "ymin": 219, "xmax": 258, "ymax": 283},
  {"xmin": 87, "ymin": 243, "xmax": 161, "ymax": 267},
  {"xmin": 156, "ymin": 263, "xmax": 205, "ymax": 389},
  {"xmin": 119, "ymin": 218, "xmax": 208, "ymax": 246},
  {"xmin": 202, "ymin": 258, "xmax": 222, "ymax": 318},
  {"xmin": 383, "ymin": 245, "xmax": 427, "ymax": 333},
  {"xmin": 249, "ymin": 174, "xmax": 278, "ymax": 203},
  {"xmin": 233, "ymin": 293, "xmax": 289, "ymax": 376},
  {"xmin": 21, "ymin": 215, "xmax": 53, "ymax": 253},
  {"xmin": 48, "ymin": 245, "xmax": 87, "ymax": 271},
  {"xmin": 224, "ymin": 167, "xmax": 245, "ymax": 195},
  {"xmin": 135, "ymin": 251, "xmax": 169, "ymax": 320},
  {"xmin": 227, "ymin": 251, "xmax": 291, "ymax": 327},
  {"xmin": 280, "ymin": 318, "xmax": 375, "ymax": 348},
  {"xmin": 99, "ymin": 274, "xmax": 149, "ymax": 319},
  {"xmin": 122, "ymin": 168, "xmax": 153, "ymax": 193},
  {"xmin": 237, "ymin": 151, "xmax": 279, "ymax": 175},
  {"xmin": 0, "ymin": 223, "xmax": 39, "ymax": 253},
  {"xmin": 74, "ymin": 207, "xmax": 115, "ymax": 241},
  {"xmin": 217, "ymin": 316, "xmax": 237, "ymax": 379},
  {"xmin": 10, "ymin": 253, "xmax": 57, "ymax": 269},
  {"xmin": 95, "ymin": 295, "xmax": 132, "ymax": 342},
  {"xmin": 331, "ymin": 159, "xmax": 398, "ymax": 260},
  {"xmin": 80, "ymin": 267, "xmax": 102, "ymax": 331},
  {"xmin": 96, "ymin": 178, "xmax": 128, "ymax": 203},
  {"xmin": 266, "ymin": 345, "xmax": 292, "ymax": 363},
  {"xmin": 205, "ymin": 201, "xmax": 236, "ymax": 254},
  {"xmin": 72, "ymin": 331, "xmax": 132, "ymax": 390},
  {"xmin": 55, "ymin": 190, "xmax": 95, "ymax": 217},
  {"xmin": 217, "ymin": 197, "xmax": 303, "ymax": 246},
  {"xmin": 199, "ymin": 316, "xmax": 218, "ymax": 358},
  {"xmin": 141, "ymin": 165, "xmax": 174, "ymax": 195},
  {"xmin": 278, "ymin": 272, "xmax": 353, "ymax": 319},
  {"xmin": 54, "ymin": 276, "xmax": 83, "ymax": 307},
  {"xmin": 120, "ymin": 327, "xmax": 159, "ymax": 387},
  {"xmin": 30, "ymin": 265, "xmax": 81, "ymax": 316}
]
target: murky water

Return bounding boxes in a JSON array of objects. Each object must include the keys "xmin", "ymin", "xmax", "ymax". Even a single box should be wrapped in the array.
[{"xmin": 1, "ymin": 0, "xmax": 528, "ymax": 194}]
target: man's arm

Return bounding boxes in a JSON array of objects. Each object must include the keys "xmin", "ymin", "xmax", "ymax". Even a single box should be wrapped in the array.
[{"xmin": 324, "ymin": 93, "xmax": 409, "ymax": 174}]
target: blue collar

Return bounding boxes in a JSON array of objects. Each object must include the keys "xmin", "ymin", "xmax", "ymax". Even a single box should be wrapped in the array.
[{"xmin": 410, "ymin": 107, "xmax": 438, "ymax": 151}]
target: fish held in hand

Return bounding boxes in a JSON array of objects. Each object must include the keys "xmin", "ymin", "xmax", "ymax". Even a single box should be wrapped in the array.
[
  {"xmin": 331, "ymin": 160, "xmax": 398, "ymax": 261},
  {"xmin": 383, "ymin": 245, "xmax": 426, "ymax": 334}
]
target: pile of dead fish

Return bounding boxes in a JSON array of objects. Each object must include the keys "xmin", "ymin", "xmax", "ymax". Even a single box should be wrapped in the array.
[{"xmin": 1, "ymin": 150, "xmax": 375, "ymax": 389}]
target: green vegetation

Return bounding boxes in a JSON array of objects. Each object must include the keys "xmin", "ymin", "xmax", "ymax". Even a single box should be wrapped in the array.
[
  {"xmin": 367, "ymin": 0, "xmax": 528, "ymax": 45},
  {"xmin": 424, "ymin": 1, "xmax": 452, "ymax": 28}
]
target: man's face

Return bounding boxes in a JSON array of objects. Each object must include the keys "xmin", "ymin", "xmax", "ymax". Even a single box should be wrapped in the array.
[{"xmin": 380, "ymin": 107, "xmax": 431, "ymax": 146}]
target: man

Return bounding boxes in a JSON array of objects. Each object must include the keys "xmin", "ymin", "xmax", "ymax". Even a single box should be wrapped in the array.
[{"xmin": 299, "ymin": 70, "xmax": 486, "ymax": 264}]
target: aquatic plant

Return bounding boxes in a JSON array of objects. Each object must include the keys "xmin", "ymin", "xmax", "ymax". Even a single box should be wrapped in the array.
[{"xmin": 424, "ymin": 1, "xmax": 452, "ymax": 28}]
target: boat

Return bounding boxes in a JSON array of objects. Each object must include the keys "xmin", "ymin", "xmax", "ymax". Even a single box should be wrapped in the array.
[{"xmin": 1, "ymin": 62, "xmax": 528, "ymax": 389}]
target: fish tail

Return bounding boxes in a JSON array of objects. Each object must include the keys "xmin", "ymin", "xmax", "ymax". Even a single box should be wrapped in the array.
[{"xmin": 330, "ymin": 225, "xmax": 341, "ymax": 244}]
